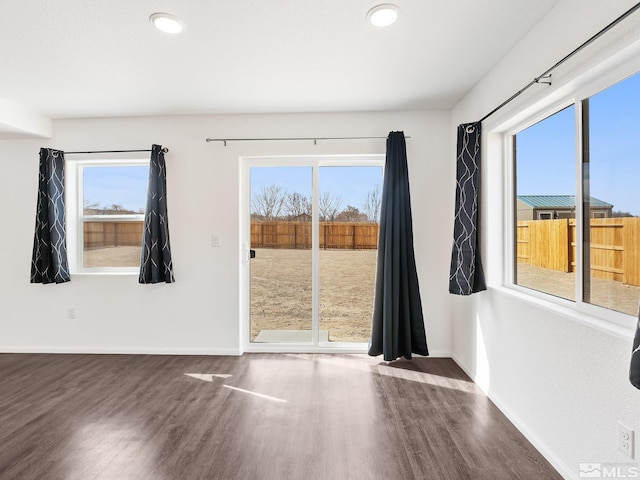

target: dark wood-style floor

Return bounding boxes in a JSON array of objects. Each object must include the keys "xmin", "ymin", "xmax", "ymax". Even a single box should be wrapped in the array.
[{"xmin": 0, "ymin": 353, "xmax": 560, "ymax": 480}]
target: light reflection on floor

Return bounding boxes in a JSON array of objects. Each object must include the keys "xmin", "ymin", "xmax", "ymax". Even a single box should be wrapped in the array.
[{"xmin": 284, "ymin": 353, "xmax": 481, "ymax": 394}]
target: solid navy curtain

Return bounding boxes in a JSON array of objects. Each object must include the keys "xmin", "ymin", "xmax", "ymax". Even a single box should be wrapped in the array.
[
  {"xmin": 368, "ymin": 131, "xmax": 429, "ymax": 361},
  {"xmin": 449, "ymin": 122, "xmax": 486, "ymax": 295},
  {"xmin": 139, "ymin": 145, "xmax": 175, "ymax": 284},
  {"xmin": 30, "ymin": 148, "xmax": 70, "ymax": 284}
]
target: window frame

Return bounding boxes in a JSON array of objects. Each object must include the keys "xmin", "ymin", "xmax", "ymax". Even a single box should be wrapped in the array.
[
  {"xmin": 240, "ymin": 154, "xmax": 385, "ymax": 353},
  {"xmin": 67, "ymin": 158, "xmax": 149, "ymax": 275},
  {"xmin": 504, "ymin": 67, "xmax": 640, "ymax": 329}
]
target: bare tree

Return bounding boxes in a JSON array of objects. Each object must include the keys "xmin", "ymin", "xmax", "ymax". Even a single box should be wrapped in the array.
[
  {"xmin": 252, "ymin": 184, "xmax": 287, "ymax": 220},
  {"xmin": 362, "ymin": 184, "xmax": 381, "ymax": 222},
  {"xmin": 612, "ymin": 210, "xmax": 634, "ymax": 218},
  {"xmin": 335, "ymin": 205, "xmax": 368, "ymax": 222},
  {"xmin": 83, "ymin": 199, "xmax": 100, "ymax": 215},
  {"xmin": 319, "ymin": 191, "xmax": 343, "ymax": 222},
  {"xmin": 285, "ymin": 192, "xmax": 312, "ymax": 220}
]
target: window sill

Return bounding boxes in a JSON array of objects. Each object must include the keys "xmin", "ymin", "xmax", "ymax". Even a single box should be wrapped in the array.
[
  {"xmin": 491, "ymin": 285, "xmax": 635, "ymax": 341},
  {"xmin": 71, "ymin": 271, "xmax": 139, "ymax": 276}
]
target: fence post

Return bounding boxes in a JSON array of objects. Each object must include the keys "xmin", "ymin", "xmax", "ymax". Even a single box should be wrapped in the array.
[
  {"xmin": 623, "ymin": 217, "xmax": 640, "ymax": 287},
  {"xmin": 352, "ymin": 225, "xmax": 356, "ymax": 250}
]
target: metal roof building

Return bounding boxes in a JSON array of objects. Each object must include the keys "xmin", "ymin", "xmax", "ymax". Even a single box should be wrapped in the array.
[{"xmin": 516, "ymin": 195, "xmax": 613, "ymax": 220}]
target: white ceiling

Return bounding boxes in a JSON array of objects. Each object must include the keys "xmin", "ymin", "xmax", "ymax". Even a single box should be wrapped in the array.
[{"xmin": 0, "ymin": 0, "xmax": 561, "ymax": 136}]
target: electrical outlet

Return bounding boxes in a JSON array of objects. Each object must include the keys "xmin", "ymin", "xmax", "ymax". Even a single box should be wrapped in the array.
[
  {"xmin": 67, "ymin": 307, "xmax": 76, "ymax": 320},
  {"xmin": 618, "ymin": 422, "xmax": 634, "ymax": 458},
  {"xmin": 211, "ymin": 234, "xmax": 221, "ymax": 247}
]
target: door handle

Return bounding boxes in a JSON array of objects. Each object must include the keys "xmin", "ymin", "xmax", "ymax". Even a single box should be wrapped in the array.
[{"xmin": 250, "ymin": 249, "xmax": 256, "ymax": 259}]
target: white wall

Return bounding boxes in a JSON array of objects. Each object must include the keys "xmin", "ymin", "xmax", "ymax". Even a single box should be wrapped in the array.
[
  {"xmin": 0, "ymin": 110, "xmax": 453, "ymax": 356},
  {"xmin": 451, "ymin": 1, "xmax": 640, "ymax": 478}
]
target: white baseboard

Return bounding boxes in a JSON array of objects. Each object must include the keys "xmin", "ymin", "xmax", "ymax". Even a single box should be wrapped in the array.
[
  {"xmin": 0, "ymin": 346, "xmax": 243, "ymax": 356},
  {"xmin": 451, "ymin": 354, "xmax": 575, "ymax": 480},
  {"xmin": 425, "ymin": 350, "xmax": 451, "ymax": 358},
  {"xmin": 0, "ymin": 346, "xmax": 451, "ymax": 358},
  {"xmin": 241, "ymin": 344, "xmax": 452, "ymax": 356}
]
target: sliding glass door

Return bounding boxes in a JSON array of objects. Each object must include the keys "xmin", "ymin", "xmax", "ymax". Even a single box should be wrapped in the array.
[{"xmin": 243, "ymin": 157, "xmax": 383, "ymax": 349}]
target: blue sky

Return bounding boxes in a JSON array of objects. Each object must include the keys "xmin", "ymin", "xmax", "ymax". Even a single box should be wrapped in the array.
[
  {"xmin": 516, "ymin": 72, "xmax": 640, "ymax": 215},
  {"xmin": 84, "ymin": 164, "xmax": 383, "ymax": 215},
  {"xmin": 83, "ymin": 165, "xmax": 149, "ymax": 212},
  {"xmin": 250, "ymin": 166, "xmax": 383, "ymax": 212}
]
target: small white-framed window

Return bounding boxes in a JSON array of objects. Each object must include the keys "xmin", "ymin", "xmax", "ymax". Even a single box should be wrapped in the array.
[
  {"xmin": 537, "ymin": 211, "xmax": 554, "ymax": 220},
  {"xmin": 70, "ymin": 160, "xmax": 149, "ymax": 273}
]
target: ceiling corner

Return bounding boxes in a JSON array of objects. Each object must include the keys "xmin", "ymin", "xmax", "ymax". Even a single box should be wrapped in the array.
[{"xmin": 0, "ymin": 99, "xmax": 52, "ymax": 139}]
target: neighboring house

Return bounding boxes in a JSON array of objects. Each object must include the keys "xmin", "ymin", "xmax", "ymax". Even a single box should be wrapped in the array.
[{"xmin": 516, "ymin": 195, "xmax": 613, "ymax": 221}]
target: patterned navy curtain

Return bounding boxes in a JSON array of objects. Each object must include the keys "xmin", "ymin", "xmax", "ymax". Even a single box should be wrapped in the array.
[
  {"xmin": 139, "ymin": 145, "xmax": 175, "ymax": 284},
  {"xmin": 30, "ymin": 148, "xmax": 70, "ymax": 284},
  {"xmin": 630, "ymin": 309, "xmax": 640, "ymax": 389},
  {"xmin": 449, "ymin": 122, "xmax": 486, "ymax": 295},
  {"xmin": 368, "ymin": 131, "xmax": 429, "ymax": 361}
]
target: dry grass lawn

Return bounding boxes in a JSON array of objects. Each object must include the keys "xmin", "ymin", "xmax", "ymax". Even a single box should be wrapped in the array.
[
  {"xmin": 251, "ymin": 248, "xmax": 377, "ymax": 343},
  {"xmin": 84, "ymin": 245, "xmax": 141, "ymax": 267},
  {"xmin": 517, "ymin": 263, "xmax": 640, "ymax": 316}
]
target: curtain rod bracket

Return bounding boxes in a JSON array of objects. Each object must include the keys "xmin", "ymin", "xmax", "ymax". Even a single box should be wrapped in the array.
[{"xmin": 534, "ymin": 74, "xmax": 553, "ymax": 86}]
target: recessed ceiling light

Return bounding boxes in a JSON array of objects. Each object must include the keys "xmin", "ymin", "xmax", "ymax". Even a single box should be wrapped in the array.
[
  {"xmin": 149, "ymin": 13, "xmax": 184, "ymax": 34},
  {"xmin": 367, "ymin": 4, "xmax": 399, "ymax": 27}
]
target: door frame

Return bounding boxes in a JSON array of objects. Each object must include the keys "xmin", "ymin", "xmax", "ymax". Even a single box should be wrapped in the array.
[{"xmin": 240, "ymin": 154, "xmax": 384, "ymax": 353}]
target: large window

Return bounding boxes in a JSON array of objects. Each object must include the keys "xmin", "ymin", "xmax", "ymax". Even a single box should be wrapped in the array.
[
  {"xmin": 75, "ymin": 162, "xmax": 149, "ymax": 272},
  {"xmin": 512, "ymin": 71, "xmax": 640, "ymax": 317}
]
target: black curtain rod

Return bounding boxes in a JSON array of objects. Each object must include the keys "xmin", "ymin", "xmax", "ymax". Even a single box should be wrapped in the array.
[
  {"xmin": 205, "ymin": 136, "xmax": 410, "ymax": 146},
  {"xmin": 479, "ymin": 2, "xmax": 640, "ymax": 124},
  {"xmin": 64, "ymin": 148, "xmax": 169, "ymax": 155}
]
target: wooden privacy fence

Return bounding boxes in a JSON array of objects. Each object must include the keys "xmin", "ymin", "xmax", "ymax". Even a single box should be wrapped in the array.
[
  {"xmin": 517, "ymin": 218, "xmax": 640, "ymax": 287},
  {"xmin": 251, "ymin": 222, "xmax": 379, "ymax": 250},
  {"xmin": 84, "ymin": 221, "xmax": 144, "ymax": 249}
]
